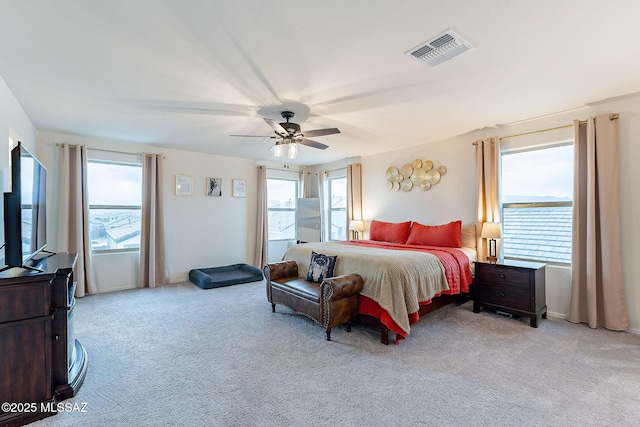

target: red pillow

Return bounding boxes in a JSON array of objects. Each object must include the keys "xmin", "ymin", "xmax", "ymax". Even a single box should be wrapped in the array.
[
  {"xmin": 406, "ymin": 220, "xmax": 462, "ymax": 248},
  {"xmin": 369, "ymin": 220, "xmax": 411, "ymax": 244}
]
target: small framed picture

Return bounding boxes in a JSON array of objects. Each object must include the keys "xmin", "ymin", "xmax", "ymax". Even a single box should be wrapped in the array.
[
  {"xmin": 232, "ymin": 179, "xmax": 246, "ymax": 198},
  {"xmin": 176, "ymin": 174, "xmax": 192, "ymax": 196},
  {"xmin": 207, "ymin": 177, "xmax": 222, "ymax": 197}
]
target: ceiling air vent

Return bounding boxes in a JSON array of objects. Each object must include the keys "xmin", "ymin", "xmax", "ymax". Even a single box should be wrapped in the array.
[{"xmin": 407, "ymin": 29, "xmax": 473, "ymax": 67}]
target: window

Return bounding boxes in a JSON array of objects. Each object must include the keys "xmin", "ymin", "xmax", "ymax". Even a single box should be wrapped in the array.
[
  {"xmin": 328, "ymin": 176, "xmax": 347, "ymax": 240},
  {"xmin": 501, "ymin": 144, "xmax": 573, "ymax": 263},
  {"xmin": 267, "ymin": 178, "xmax": 297, "ymax": 241},
  {"xmin": 88, "ymin": 161, "xmax": 142, "ymax": 251}
]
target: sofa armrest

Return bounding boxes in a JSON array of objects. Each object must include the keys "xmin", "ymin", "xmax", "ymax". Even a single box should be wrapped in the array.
[
  {"xmin": 321, "ymin": 274, "xmax": 364, "ymax": 302},
  {"xmin": 264, "ymin": 260, "xmax": 299, "ymax": 282}
]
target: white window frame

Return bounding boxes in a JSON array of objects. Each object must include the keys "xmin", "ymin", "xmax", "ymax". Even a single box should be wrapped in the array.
[
  {"xmin": 328, "ymin": 175, "xmax": 347, "ymax": 241},
  {"xmin": 267, "ymin": 177, "xmax": 298, "ymax": 242}
]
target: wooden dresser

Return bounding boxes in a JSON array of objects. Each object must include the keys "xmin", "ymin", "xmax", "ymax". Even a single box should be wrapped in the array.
[
  {"xmin": 0, "ymin": 253, "xmax": 87, "ymax": 427},
  {"xmin": 473, "ymin": 259, "xmax": 547, "ymax": 328}
]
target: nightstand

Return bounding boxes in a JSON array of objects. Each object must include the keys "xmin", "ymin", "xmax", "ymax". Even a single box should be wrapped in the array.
[{"xmin": 473, "ymin": 259, "xmax": 547, "ymax": 327}]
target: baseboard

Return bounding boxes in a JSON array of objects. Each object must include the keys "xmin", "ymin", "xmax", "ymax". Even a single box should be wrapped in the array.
[
  {"xmin": 547, "ymin": 311, "xmax": 640, "ymax": 335},
  {"xmin": 546, "ymin": 311, "xmax": 566, "ymax": 320},
  {"xmin": 96, "ymin": 283, "xmax": 137, "ymax": 293}
]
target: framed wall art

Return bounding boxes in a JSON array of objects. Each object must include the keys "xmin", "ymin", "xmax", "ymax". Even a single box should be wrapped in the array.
[
  {"xmin": 232, "ymin": 179, "xmax": 246, "ymax": 198},
  {"xmin": 207, "ymin": 177, "xmax": 222, "ymax": 197},
  {"xmin": 175, "ymin": 174, "xmax": 192, "ymax": 196}
]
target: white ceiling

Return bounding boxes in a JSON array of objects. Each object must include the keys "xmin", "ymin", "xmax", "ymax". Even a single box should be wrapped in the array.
[{"xmin": 1, "ymin": 0, "xmax": 640, "ymax": 165}]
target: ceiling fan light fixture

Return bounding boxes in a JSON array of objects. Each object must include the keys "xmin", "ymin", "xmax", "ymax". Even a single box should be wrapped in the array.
[
  {"xmin": 273, "ymin": 142, "xmax": 284, "ymax": 157},
  {"xmin": 287, "ymin": 141, "xmax": 298, "ymax": 159},
  {"xmin": 234, "ymin": 110, "xmax": 338, "ymax": 156}
]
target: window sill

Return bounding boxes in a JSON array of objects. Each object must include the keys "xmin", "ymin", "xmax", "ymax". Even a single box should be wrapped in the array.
[
  {"xmin": 92, "ymin": 248, "xmax": 140, "ymax": 255},
  {"xmin": 504, "ymin": 256, "xmax": 570, "ymax": 268}
]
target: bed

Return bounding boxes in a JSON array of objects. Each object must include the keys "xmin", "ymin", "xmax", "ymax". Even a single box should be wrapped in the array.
[{"xmin": 282, "ymin": 220, "xmax": 476, "ymax": 344}]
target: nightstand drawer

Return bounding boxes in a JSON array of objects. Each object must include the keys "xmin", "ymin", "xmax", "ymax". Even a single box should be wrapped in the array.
[
  {"xmin": 478, "ymin": 281, "xmax": 531, "ymax": 311},
  {"xmin": 477, "ymin": 267, "xmax": 529, "ymax": 288}
]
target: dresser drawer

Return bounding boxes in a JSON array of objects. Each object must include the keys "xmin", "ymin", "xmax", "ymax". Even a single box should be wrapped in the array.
[
  {"xmin": 477, "ymin": 266, "xmax": 529, "ymax": 288},
  {"xmin": 477, "ymin": 281, "xmax": 531, "ymax": 311},
  {"xmin": 0, "ymin": 282, "xmax": 50, "ymax": 323}
]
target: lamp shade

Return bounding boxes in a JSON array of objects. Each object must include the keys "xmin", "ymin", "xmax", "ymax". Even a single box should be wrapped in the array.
[
  {"xmin": 287, "ymin": 141, "xmax": 298, "ymax": 159},
  {"xmin": 272, "ymin": 143, "xmax": 284, "ymax": 157},
  {"xmin": 349, "ymin": 220, "xmax": 364, "ymax": 232},
  {"xmin": 481, "ymin": 222, "xmax": 501, "ymax": 239}
]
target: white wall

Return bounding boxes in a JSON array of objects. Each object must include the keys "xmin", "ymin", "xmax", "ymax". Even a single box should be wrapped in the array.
[
  {"xmin": 0, "ymin": 76, "xmax": 38, "ymax": 250},
  {"xmin": 360, "ymin": 92, "xmax": 640, "ymax": 333},
  {"xmin": 36, "ymin": 131, "xmax": 258, "ymax": 292},
  {"xmin": 164, "ymin": 147, "xmax": 257, "ymax": 282},
  {"xmin": 0, "ymin": 77, "xmax": 37, "ymax": 187},
  {"xmin": 361, "ymin": 136, "xmax": 477, "ymax": 227},
  {"xmin": 0, "ymin": 76, "xmax": 37, "ymax": 159}
]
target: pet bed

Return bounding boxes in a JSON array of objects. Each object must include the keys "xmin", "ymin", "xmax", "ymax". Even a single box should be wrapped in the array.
[{"xmin": 189, "ymin": 263, "xmax": 263, "ymax": 289}]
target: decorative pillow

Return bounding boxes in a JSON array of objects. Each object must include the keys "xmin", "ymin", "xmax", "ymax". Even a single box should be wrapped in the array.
[
  {"xmin": 406, "ymin": 220, "xmax": 462, "ymax": 248},
  {"xmin": 306, "ymin": 251, "xmax": 338, "ymax": 283},
  {"xmin": 369, "ymin": 220, "xmax": 412, "ymax": 244},
  {"xmin": 461, "ymin": 222, "xmax": 477, "ymax": 248}
]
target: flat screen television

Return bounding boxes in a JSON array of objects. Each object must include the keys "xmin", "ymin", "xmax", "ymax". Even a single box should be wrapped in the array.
[{"xmin": 3, "ymin": 142, "xmax": 47, "ymax": 269}]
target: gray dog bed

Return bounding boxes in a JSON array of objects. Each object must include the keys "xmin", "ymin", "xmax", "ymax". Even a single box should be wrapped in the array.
[{"xmin": 188, "ymin": 263, "xmax": 264, "ymax": 289}]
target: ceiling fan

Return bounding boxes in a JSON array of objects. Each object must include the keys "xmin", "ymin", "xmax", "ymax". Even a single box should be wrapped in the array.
[{"xmin": 230, "ymin": 111, "xmax": 340, "ymax": 158}]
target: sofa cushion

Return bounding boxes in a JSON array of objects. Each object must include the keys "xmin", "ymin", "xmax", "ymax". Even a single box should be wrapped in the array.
[
  {"xmin": 270, "ymin": 277, "xmax": 321, "ymax": 303},
  {"xmin": 306, "ymin": 251, "xmax": 337, "ymax": 283}
]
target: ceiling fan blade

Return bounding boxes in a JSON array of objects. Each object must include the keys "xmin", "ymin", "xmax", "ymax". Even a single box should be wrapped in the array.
[
  {"xmin": 302, "ymin": 128, "xmax": 340, "ymax": 138},
  {"xmin": 264, "ymin": 118, "xmax": 289, "ymax": 137},
  {"xmin": 298, "ymin": 138, "xmax": 329, "ymax": 150},
  {"xmin": 131, "ymin": 100, "xmax": 256, "ymax": 116}
]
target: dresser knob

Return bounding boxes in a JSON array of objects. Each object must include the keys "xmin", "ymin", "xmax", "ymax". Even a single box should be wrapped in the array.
[
  {"xmin": 500, "ymin": 292, "xmax": 505, "ymax": 297},
  {"xmin": 500, "ymin": 274, "xmax": 505, "ymax": 278}
]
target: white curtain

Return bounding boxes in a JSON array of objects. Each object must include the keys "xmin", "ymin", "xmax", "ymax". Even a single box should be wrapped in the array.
[
  {"xmin": 318, "ymin": 170, "xmax": 329, "ymax": 241},
  {"xmin": 299, "ymin": 170, "xmax": 311, "ymax": 198},
  {"xmin": 254, "ymin": 166, "xmax": 268, "ymax": 267},
  {"xmin": 475, "ymin": 137, "xmax": 501, "ymax": 260},
  {"xmin": 138, "ymin": 153, "xmax": 169, "ymax": 288},
  {"xmin": 347, "ymin": 163, "xmax": 363, "ymax": 239},
  {"xmin": 567, "ymin": 114, "xmax": 628, "ymax": 330},
  {"xmin": 57, "ymin": 143, "xmax": 96, "ymax": 297}
]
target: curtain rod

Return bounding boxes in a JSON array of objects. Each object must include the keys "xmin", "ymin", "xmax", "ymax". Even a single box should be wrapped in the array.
[
  {"xmin": 262, "ymin": 165, "xmax": 344, "ymax": 174},
  {"xmin": 261, "ymin": 166, "xmax": 306, "ymax": 173},
  {"xmin": 317, "ymin": 165, "xmax": 351, "ymax": 175},
  {"xmin": 472, "ymin": 113, "xmax": 619, "ymax": 144},
  {"xmin": 54, "ymin": 143, "xmax": 165, "ymax": 158}
]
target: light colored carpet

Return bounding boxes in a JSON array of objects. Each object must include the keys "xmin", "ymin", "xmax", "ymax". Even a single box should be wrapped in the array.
[{"xmin": 29, "ymin": 280, "xmax": 640, "ymax": 427}]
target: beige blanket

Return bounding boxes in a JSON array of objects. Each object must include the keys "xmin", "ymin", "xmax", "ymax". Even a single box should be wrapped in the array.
[{"xmin": 283, "ymin": 242, "xmax": 450, "ymax": 334}]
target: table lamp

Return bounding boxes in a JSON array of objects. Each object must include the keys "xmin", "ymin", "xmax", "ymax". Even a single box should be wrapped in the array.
[
  {"xmin": 349, "ymin": 220, "xmax": 364, "ymax": 240},
  {"xmin": 481, "ymin": 222, "xmax": 501, "ymax": 262}
]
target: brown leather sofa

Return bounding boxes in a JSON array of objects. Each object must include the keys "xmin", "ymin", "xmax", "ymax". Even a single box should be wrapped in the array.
[{"xmin": 264, "ymin": 260, "xmax": 364, "ymax": 341}]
